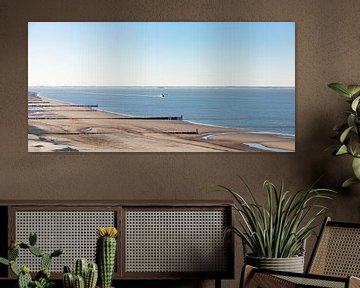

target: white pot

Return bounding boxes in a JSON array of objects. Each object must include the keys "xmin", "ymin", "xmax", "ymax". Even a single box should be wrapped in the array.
[{"xmin": 245, "ymin": 254, "xmax": 305, "ymax": 273}]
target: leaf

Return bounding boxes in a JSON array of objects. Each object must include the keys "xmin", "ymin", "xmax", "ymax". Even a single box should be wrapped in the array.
[
  {"xmin": 351, "ymin": 96, "xmax": 360, "ymax": 111},
  {"xmin": 347, "ymin": 114, "xmax": 356, "ymax": 128},
  {"xmin": 328, "ymin": 83, "xmax": 351, "ymax": 97},
  {"xmin": 342, "ymin": 177, "xmax": 360, "ymax": 188},
  {"xmin": 340, "ymin": 126, "xmax": 353, "ymax": 143},
  {"xmin": 336, "ymin": 144, "xmax": 348, "ymax": 155},
  {"xmin": 347, "ymin": 85, "xmax": 360, "ymax": 97},
  {"xmin": 349, "ymin": 135, "xmax": 360, "ymax": 157},
  {"xmin": 10, "ymin": 261, "xmax": 20, "ymax": 276},
  {"xmin": 352, "ymin": 157, "xmax": 360, "ymax": 179},
  {"xmin": 0, "ymin": 257, "xmax": 9, "ymax": 266}
]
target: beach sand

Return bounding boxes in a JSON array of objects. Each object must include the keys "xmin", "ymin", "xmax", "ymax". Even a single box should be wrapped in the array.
[{"xmin": 28, "ymin": 95, "xmax": 295, "ymax": 152}]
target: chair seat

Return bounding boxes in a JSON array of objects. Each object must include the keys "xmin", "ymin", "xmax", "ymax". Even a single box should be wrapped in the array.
[
  {"xmin": 241, "ymin": 218, "xmax": 360, "ymax": 288},
  {"xmin": 277, "ymin": 274, "xmax": 346, "ymax": 288},
  {"xmin": 242, "ymin": 265, "xmax": 360, "ymax": 288}
]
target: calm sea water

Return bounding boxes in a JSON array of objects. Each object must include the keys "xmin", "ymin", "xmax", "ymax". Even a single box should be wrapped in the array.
[{"xmin": 28, "ymin": 86, "xmax": 295, "ymax": 136}]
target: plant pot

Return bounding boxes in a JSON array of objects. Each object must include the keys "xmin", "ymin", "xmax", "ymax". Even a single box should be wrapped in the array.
[{"xmin": 245, "ymin": 254, "xmax": 304, "ymax": 273}]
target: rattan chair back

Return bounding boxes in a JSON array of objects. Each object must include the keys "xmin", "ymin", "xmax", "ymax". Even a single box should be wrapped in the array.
[{"xmin": 307, "ymin": 217, "xmax": 360, "ymax": 278}]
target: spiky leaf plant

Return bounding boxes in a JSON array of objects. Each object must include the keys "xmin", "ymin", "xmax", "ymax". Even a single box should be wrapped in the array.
[
  {"xmin": 221, "ymin": 179, "xmax": 335, "ymax": 258},
  {"xmin": 328, "ymin": 82, "xmax": 360, "ymax": 187}
]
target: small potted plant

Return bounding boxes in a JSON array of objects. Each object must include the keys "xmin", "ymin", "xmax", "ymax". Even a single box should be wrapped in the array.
[
  {"xmin": 328, "ymin": 83, "xmax": 360, "ymax": 187},
  {"xmin": 62, "ymin": 258, "xmax": 98, "ymax": 288},
  {"xmin": 221, "ymin": 179, "xmax": 334, "ymax": 273},
  {"xmin": 0, "ymin": 232, "xmax": 64, "ymax": 288},
  {"xmin": 96, "ymin": 227, "xmax": 118, "ymax": 288}
]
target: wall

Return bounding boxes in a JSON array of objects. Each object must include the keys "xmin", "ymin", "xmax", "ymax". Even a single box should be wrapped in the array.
[{"xmin": 1, "ymin": 0, "xmax": 360, "ymax": 287}]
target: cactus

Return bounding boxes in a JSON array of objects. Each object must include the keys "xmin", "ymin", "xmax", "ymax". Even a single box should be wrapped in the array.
[
  {"xmin": 64, "ymin": 265, "xmax": 72, "ymax": 273},
  {"xmin": 41, "ymin": 253, "xmax": 52, "ymax": 270},
  {"xmin": 85, "ymin": 263, "xmax": 98, "ymax": 288},
  {"xmin": 19, "ymin": 243, "xmax": 30, "ymax": 249},
  {"xmin": 35, "ymin": 268, "xmax": 51, "ymax": 282},
  {"xmin": 18, "ymin": 269, "xmax": 32, "ymax": 288},
  {"xmin": 74, "ymin": 258, "xmax": 88, "ymax": 279},
  {"xmin": 96, "ymin": 227, "xmax": 118, "ymax": 288},
  {"xmin": 29, "ymin": 232, "xmax": 37, "ymax": 246},
  {"xmin": 74, "ymin": 275, "xmax": 85, "ymax": 288},
  {"xmin": 63, "ymin": 260, "xmax": 98, "ymax": 288},
  {"xmin": 9, "ymin": 246, "xmax": 19, "ymax": 260},
  {"xmin": 0, "ymin": 232, "xmax": 64, "ymax": 288},
  {"xmin": 51, "ymin": 248, "xmax": 64, "ymax": 258},
  {"xmin": 29, "ymin": 245, "xmax": 44, "ymax": 257},
  {"xmin": 63, "ymin": 272, "xmax": 74, "ymax": 288}
]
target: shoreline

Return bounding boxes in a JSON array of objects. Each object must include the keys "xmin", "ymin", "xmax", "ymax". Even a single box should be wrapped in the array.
[
  {"xmin": 28, "ymin": 93, "xmax": 295, "ymax": 153},
  {"xmin": 37, "ymin": 95, "xmax": 295, "ymax": 139}
]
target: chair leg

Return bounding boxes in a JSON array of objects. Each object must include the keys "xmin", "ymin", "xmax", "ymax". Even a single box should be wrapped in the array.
[
  {"xmin": 215, "ymin": 278, "xmax": 221, "ymax": 288},
  {"xmin": 240, "ymin": 265, "xmax": 255, "ymax": 288},
  {"xmin": 240, "ymin": 265, "xmax": 296, "ymax": 288}
]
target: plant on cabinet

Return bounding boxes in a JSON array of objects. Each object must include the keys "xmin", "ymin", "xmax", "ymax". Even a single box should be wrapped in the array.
[
  {"xmin": 96, "ymin": 227, "xmax": 118, "ymax": 288},
  {"xmin": 221, "ymin": 178, "xmax": 335, "ymax": 273},
  {"xmin": 0, "ymin": 232, "xmax": 63, "ymax": 288}
]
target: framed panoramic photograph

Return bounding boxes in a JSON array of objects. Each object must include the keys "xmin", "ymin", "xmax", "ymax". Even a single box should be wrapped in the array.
[{"xmin": 28, "ymin": 22, "xmax": 295, "ymax": 152}]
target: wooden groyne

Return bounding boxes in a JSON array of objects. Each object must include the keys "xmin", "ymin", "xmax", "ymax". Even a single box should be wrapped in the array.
[{"xmin": 163, "ymin": 129, "xmax": 198, "ymax": 135}]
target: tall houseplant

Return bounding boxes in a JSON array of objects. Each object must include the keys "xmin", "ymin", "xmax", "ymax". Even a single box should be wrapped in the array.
[
  {"xmin": 221, "ymin": 179, "xmax": 334, "ymax": 272},
  {"xmin": 328, "ymin": 83, "xmax": 360, "ymax": 187}
]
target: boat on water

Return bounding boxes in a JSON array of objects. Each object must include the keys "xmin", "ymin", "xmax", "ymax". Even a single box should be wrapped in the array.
[{"xmin": 160, "ymin": 94, "xmax": 165, "ymax": 97}]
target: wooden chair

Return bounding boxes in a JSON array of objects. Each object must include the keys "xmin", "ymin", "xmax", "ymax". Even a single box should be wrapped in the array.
[{"xmin": 241, "ymin": 217, "xmax": 360, "ymax": 288}]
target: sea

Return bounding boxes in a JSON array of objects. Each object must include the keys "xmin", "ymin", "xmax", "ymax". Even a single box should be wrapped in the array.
[{"xmin": 28, "ymin": 86, "xmax": 295, "ymax": 136}]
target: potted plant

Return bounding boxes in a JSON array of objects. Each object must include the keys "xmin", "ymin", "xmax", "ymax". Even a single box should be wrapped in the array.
[
  {"xmin": 96, "ymin": 227, "xmax": 118, "ymax": 288},
  {"xmin": 221, "ymin": 179, "xmax": 334, "ymax": 273},
  {"xmin": 328, "ymin": 83, "xmax": 360, "ymax": 187},
  {"xmin": 62, "ymin": 258, "xmax": 98, "ymax": 288},
  {"xmin": 0, "ymin": 232, "xmax": 64, "ymax": 288}
]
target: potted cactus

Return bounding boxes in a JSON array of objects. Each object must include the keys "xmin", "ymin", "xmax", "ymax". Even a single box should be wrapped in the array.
[
  {"xmin": 0, "ymin": 232, "xmax": 64, "ymax": 288},
  {"xmin": 96, "ymin": 227, "xmax": 118, "ymax": 288},
  {"xmin": 62, "ymin": 258, "xmax": 98, "ymax": 288}
]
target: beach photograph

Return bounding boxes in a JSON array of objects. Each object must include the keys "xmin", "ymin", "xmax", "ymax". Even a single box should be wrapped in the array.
[{"xmin": 28, "ymin": 22, "xmax": 295, "ymax": 152}]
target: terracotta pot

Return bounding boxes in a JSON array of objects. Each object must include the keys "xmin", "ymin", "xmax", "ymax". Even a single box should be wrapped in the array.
[{"xmin": 245, "ymin": 254, "xmax": 304, "ymax": 273}]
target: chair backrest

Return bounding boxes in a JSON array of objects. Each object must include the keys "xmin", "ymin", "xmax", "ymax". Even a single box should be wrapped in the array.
[{"xmin": 307, "ymin": 217, "xmax": 360, "ymax": 277}]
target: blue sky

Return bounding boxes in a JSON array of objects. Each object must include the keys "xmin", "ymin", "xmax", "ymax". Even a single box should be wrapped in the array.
[{"xmin": 28, "ymin": 22, "xmax": 295, "ymax": 86}]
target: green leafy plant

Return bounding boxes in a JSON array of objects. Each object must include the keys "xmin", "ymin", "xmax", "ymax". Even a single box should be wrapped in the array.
[
  {"xmin": 328, "ymin": 83, "xmax": 360, "ymax": 187},
  {"xmin": 0, "ymin": 232, "xmax": 63, "ymax": 288},
  {"xmin": 33, "ymin": 278, "xmax": 54, "ymax": 288},
  {"xmin": 221, "ymin": 179, "xmax": 334, "ymax": 258}
]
